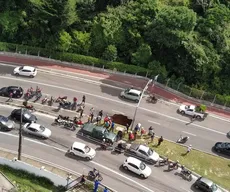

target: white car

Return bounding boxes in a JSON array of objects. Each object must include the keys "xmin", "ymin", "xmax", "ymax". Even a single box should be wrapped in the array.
[
  {"xmin": 23, "ymin": 123, "xmax": 51, "ymax": 139},
  {"xmin": 122, "ymin": 157, "xmax": 152, "ymax": 178},
  {"xmin": 68, "ymin": 142, "xmax": 96, "ymax": 160},
  {"xmin": 120, "ymin": 88, "xmax": 141, "ymax": 102},
  {"xmin": 13, "ymin": 66, "xmax": 37, "ymax": 77}
]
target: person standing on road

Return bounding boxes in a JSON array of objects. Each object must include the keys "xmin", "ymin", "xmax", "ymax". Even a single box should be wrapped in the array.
[
  {"xmin": 110, "ymin": 121, "xmax": 115, "ymax": 132},
  {"xmin": 82, "ymin": 95, "xmax": 86, "ymax": 103},
  {"xmin": 151, "ymin": 132, "xmax": 155, "ymax": 143},
  {"xmin": 7, "ymin": 92, "xmax": 13, "ymax": 102},
  {"xmin": 157, "ymin": 136, "xmax": 164, "ymax": 146},
  {"xmin": 126, "ymin": 123, "xmax": 130, "ymax": 134}
]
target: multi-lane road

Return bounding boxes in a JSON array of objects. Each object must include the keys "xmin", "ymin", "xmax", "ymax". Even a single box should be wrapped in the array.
[
  {"xmin": 0, "ymin": 64, "xmax": 229, "ymax": 154},
  {"xmin": 0, "ymin": 63, "xmax": 230, "ymax": 192}
]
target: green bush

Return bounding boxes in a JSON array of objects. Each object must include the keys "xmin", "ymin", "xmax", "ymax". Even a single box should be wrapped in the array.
[
  {"xmin": 190, "ymin": 88, "xmax": 203, "ymax": 99},
  {"xmin": 0, "ymin": 164, "xmax": 54, "ymax": 189}
]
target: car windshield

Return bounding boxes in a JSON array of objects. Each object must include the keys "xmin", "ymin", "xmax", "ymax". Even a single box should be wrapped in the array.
[
  {"xmin": 19, "ymin": 66, "xmax": 23, "ymax": 70},
  {"xmin": 39, "ymin": 125, "xmax": 45, "ymax": 132},
  {"xmin": 148, "ymin": 148, "xmax": 153, "ymax": 156},
  {"xmin": 124, "ymin": 88, "xmax": 130, "ymax": 93},
  {"xmin": 84, "ymin": 146, "xmax": 91, "ymax": 153},
  {"xmin": 211, "ymin": 183, "xmax": 218, "ymax": 191},
  {"xmin": 0, "ymin": 116, "xmax": 8, "ymax": 124},
  {"xmin": 185, "ymin": 105, "xmax": 191, "ymax": 109},
  {"xmin": 139, "ymin": 162, "xmax": 146, "ymax": 170},
  {"xmin": 24, "ymin": 112, "xmax": 31, "ymax": 119}
]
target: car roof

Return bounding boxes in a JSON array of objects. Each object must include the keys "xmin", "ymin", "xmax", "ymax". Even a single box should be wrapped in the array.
[
  {"xmin": 199, "ymin": 177, "xmax": 213, "ymax": 187},
  {"xmin": 128, "ymin": 89, "xmax": 141, "ymax": 95},
  {"xmin": 28, "ymin": 123, "xmax": 41, "ymax": 130},
  {"xmin": 22, "ymin": 66, "xmax": 36, "ymax": 71},
  {"xmin": 138, "ymin": 145, "xmax": 149, "ymax": 153},
  {"xmin": 127, "ymin": 157, "xmax": 141, "ymax": 165},
  {"xmin": 8, "ymin": 86, "xmax": 21, "ymax": 89},
  {"xmin": 188, "ymin": 105, "xmax": 196, "ymax": 109},
  {"xmin": 72, "ymin": 142, "xmax": 86, "ymax": 149}
]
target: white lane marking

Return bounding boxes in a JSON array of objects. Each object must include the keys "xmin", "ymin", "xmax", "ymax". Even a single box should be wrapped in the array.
[
  {"xmin": 91, "ymin": 161, "xmax": 155, "ymax": 192},
  {"xmin": 148, "ymin": 120, "xmax": 161, "ymax": 125},
  {"xmin": 24, "ymin": 138, "xmax": 50, "ymax": 146},
  {"xmin": 112, "ymin": 110, "xmax": 125, "ymax": 115},
  {"xmin": 0, "ymin": 77, "xmax": 228, "ymax": 136},
  {"xmin": 182, "ymin": 131, "xmax": 196, "ymax": 137},
  {"xmin": 141, "ymin": 107, "xmax": 226, "ymax": 135},
  {"xmin": 209, "ymin": 114, "xmax": 230, "ymax": 123},
  {"xmin": 0, "ymin": 132, "xmax": 18, "ymax": 138}
]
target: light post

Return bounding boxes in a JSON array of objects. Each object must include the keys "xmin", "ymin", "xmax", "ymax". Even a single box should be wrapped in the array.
[
  {"xmin": 18, "ymin": 108, "xmax": 23, "ymax": 160},
  {"xmin": 131, "ymin": 79, "xmax": 153, "ymax": 130}
]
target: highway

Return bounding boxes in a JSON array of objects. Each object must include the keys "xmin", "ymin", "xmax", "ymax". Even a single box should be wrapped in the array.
[
  {"xmin": 0, "ymin": 104, "xmax": 194, "ymax": 192},
  {"xmin": 0, "ymin": 64, "xmax": 229, "ymax": 155}
]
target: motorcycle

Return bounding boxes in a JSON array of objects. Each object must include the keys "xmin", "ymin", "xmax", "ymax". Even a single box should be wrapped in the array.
[
  {"xmin": 88, "ymin": 169, "xmax": 103, "ymax": 181},
  {"xmin": 52, "ymin": 115, "xmax": 70, "ymax": 126},
  {"xmin": 146, "ymin": 95, "xmax": 158, "ymax": 104},
  {"xmin": 158, "ymin": 158, "xmax": 169, "ymax": 166},
  {"xmin": 168, "ymin": 161, "xmax": 179, "ymax": 171},
  {"xmin": 55, "ymin": 96, "xmax": 67, "ymax": 103},
  {"xmin": 113, "ymin": 141, "xmax": 127, "ymax": 154},
  {"xmin": 59, "ymin": 101, "xmax": 72, "ymax": 109},
  {"xmin": 33, "ymin": 92, "xmax": 42, "ymax": 102},
  {"xmin": 47, "ymin": 97, "xmax": 54, "ymax": 106},
  {"xmin": 177, "ymin": 166, "xmax": 193, "ymax": 181},
  {"xmin": 177, "ymin": 136, "xmax": 189, "ymax": 144},
  {"xmin": 24, "ymin": 91, "xmax": 36, "ymax": 100},
  {"xmin": 41, "ymin": 96, "xmax": 48, "ymax": 104},
  {"xmin": 63, "ymin": 121, "xmax": 76, "ymax": 131}
]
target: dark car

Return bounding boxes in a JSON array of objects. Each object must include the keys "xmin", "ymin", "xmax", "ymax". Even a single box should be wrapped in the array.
[
  {"xmin": 11, "ymin": 109, "xmax": 37, "ymax": 123},
  {"xmin": 213, "ymin": 142, "xmax": 230, "ymax": 156},
  {"xmin": 227, "ymin": 131, "xmax": 230, "ymax": 138},
  {"xmin": 194, "ymin": 177, "xmax": 222, "ymax": 192},
  {"xmin": 0, "ymin": 86, "xmax": 23, "ymax": 98},
  {"xmin": 0, "ymin": 115, "xmax": 15, "ymax": 131}
]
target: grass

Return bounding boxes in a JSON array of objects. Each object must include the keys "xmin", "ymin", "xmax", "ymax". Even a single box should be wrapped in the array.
[
  {"xmin": 0, "ymin": 164, "xmax": 63, "ymax": 192},
  {"xmin": 124, "ymin": 133, "xmax": 230, "ymax": 190}
]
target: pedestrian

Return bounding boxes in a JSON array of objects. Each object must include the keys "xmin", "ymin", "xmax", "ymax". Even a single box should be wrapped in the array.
[
  {"xmin": 82, "ymin": 95, "xmax": 86, "ymax": 103},
  {"xmin": 80, "ymin": 175, "xmax": 86, "ymax": 184},
  {"xmin": 7, "ymin": 92, "xmax": 13, "ymax": 102},
  {"xmin": 129, "ymin": 131, "xmax": 134, "ymax": 141},
  {"xmin": 88, "ymin": 115, "xmax": 91, "ymax": 123},
  {"xmin": 140, "ymin": 127, "xmax": 145, "ymax": 137},
  {"xmin": 110, "ymin": 121, "xmax": 115, "ymax": 132},
  {"xmin": 151, "ymin": 132, "xmax": 155, "ymax": 143},
  {"xmin": 185, "ymin": 145, "xmax": 192, "ymax": 155},
  {"xmin": 157, "ymin": 136, "xmax": 164, "ymax": 146},
  {"xmin": 126, "ymin": 123, "xmax": 130, "ymax": 133}
]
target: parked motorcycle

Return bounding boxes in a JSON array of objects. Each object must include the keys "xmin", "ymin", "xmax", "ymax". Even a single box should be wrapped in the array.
[
  {"xmin": 33, "ymin": 92, "xmax": 42, "ymax": 102},
  {"xmin": 55, "ymin": 96, "xmax": 67, "ymax": 103},
  {"xmin": 41, "ymin": 96, "xmax": 48, "ymax": 104},
  {"xmin": 158, "ymin": 157, "xmax": 169, "ymax": 166},
  {"xmin": 177, "ymin": 166, "xmax": 193, "ymax": 181},
  {"xmin": 168, "ymin": 161, "xmax": 179, "ymax": 171},
  {"xmin": 88, "ymin": 169, "xmax": 103, "ymax": 181},
  {"xmin": 177, "ymin": 135, "xmax": 189, "ymax": 144},
  {"xmin": 63, "ymin": 121, "xmax": 76, "ymax": 131},
  {"xmin": 59, "ymin": 101, "xmax": 72, "ymax": 109}
]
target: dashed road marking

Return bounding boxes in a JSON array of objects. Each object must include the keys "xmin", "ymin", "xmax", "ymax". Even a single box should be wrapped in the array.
[{"xmin": 148, "ymin": 120, "xmax": 161, "ymax": 125}]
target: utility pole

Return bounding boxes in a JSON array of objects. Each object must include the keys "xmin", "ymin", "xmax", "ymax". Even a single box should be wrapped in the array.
[
  {"xmin": 18, "ymin": 108, "xmax": 23, "ymax": 160},
  {"xmin": 131, "ymin": 79, "xmax": 153, "ymax": 130}
]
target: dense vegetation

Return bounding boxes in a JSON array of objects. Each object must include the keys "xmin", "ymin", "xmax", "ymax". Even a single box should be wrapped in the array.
[{"xmin": 0, "ymin": 0, "xmax": 230, "ymax": 94}]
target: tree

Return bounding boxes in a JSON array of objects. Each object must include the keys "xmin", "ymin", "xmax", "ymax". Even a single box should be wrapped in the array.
[
  {"xmin": 131, "ymin": 44, "xmax": 152, "ymax": 67},
  {"xmin": 102, "ymin": 45, "xmax": 117, "ymax": 61},
  {"xmin": 71, "ymin": 30, "xmax": 91, "ymax": 54},
  {"xmin": 57, "ymin": 30, "xmax": 72, "ymax": 52}
]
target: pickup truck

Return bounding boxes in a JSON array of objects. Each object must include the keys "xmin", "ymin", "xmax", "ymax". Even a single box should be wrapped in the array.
[
  {"xmin": 79, "ymin": 123, "xmax": 117, "ymax": 143},
  {"xmin": 127, "ymin": 144, "xmax": 159, "ymax": 164},
  {"xmin": 178, "ymin": 104, "xmax": 208, "ymax": 119}
]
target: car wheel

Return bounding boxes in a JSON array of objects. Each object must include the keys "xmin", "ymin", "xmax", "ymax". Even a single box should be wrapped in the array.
[
  {"xmin": 149, "ymin": 159, "xmax": 155, "ymax": 165},
  {"xmin": 15, "ymin": 73, "xmax": 19, "ymax": 76},
  {"xmin": 194, "ymin": 184, "xmax": 199, "ymax": 189},
  {"xmin": 140, "ymin": 174, "xmax": 145, "ymax": 178},
  {"xmin": 123, "ymin": 166, "xmax": 128, "ymax": 170},
  {"xmin": 85, "ymin": 157, "xmax": 90, "ymax": 161},
  {"xmin": 181, "ymin": 111, "xmax": 185, "ymax": 115},
  {"xmin": 135, "ymin": 99, "xmax": 139, "ymax": 103},
  {"xmin": 70, "ymin": 152, "xmax": 75, "ymax": 156},
  {"xmin": 30, "ymin": 75, "xmax": 34, "ymax": 78},
  {"xmin": 196, "ymin": 115, "xmax": 201, "ymax": 119}
]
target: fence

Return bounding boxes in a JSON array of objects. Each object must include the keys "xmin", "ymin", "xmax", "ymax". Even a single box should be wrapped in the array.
[{"xmin": 1, "ymin": 42, "xmax": 230, "ymax": 109}]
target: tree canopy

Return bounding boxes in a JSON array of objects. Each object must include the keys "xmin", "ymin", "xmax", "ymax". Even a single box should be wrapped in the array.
[{"xmin": 0, "ymin": 0, "xmax": 230, "ymax": 94}]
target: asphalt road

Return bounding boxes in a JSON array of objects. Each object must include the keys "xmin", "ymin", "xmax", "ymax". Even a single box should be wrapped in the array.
[
  {"xmin": 0, "ymin": 104, "xmax": 195, "ymax": 192},
  {"xmin": 0, "ymin": 64, "xmax": 229, "ymax": 155}
]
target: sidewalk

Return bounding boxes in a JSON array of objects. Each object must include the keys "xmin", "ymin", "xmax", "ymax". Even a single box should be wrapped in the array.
[{"xmin": 0, "ymin": 53, "xmax": 230, "ymax": 119}]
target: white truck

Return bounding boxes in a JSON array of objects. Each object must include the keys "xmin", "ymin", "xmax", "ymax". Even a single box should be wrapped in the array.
[{"xmin": 178, "ymin": 104, "xmax": 208, "ymax": 119}]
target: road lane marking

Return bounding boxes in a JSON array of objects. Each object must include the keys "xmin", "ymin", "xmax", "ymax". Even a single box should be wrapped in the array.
[
  {"xmin": 112, "ymin": 110, "xmax": 125, "ymax": 115},
  {"xmin": 182, "ymin": 131, "xmax": 196, "ymax": 137},
  {"xmin": 91, "ymin": 161, "xmax": 155, "ymax": 192},
  {"xmin": 141, "ymin": 108, "xmax": 226, "ymax": 135},
  {"xmin": 0, "ymin": 76, "xmax": 227, "ymax": 136},
  {"xmin": 148, "ymin": 120, "xmax": 161, "ymax": 125}
]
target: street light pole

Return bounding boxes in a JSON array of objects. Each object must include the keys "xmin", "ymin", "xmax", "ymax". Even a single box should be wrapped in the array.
[
  {"xmin": 18, "ymin": 108, "xmax": 23, "ymax": 160},
  {"xmin": 131, "ymin": 79, "xmax": 153, "ymax": 130}
]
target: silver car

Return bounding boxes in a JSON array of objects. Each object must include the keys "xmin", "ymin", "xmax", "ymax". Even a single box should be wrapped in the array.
[
  {"xmin": 120, "ymin": 88, "xmax": 141, "ymax": 102},
  {"xmin": 0, "ymin": 115, "xmax": 15, "ymax": 131}
]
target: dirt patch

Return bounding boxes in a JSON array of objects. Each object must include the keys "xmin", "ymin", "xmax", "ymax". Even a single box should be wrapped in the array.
[{"xmin": 111, "ymin": 114, "xmax": 132, "ymax": 126}]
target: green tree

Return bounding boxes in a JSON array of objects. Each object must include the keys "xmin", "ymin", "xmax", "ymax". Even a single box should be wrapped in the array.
[
  {"xmin": 131, "ymin": 44, "xmax": 152, "ymax": 67},
  {"xmin": 102, "ymin": 45, "xmax": 117, "ymax": 61},
  {"xmin": 58, "ymin": 30, "xmax": 72, "ymax": 51},
  {"xmin": 71, "ymin": 30, "xmax": 91, "ymax": 54}
]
